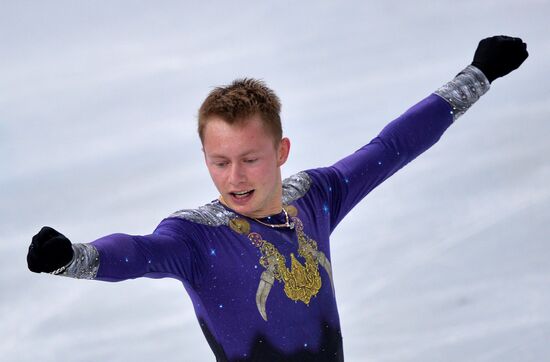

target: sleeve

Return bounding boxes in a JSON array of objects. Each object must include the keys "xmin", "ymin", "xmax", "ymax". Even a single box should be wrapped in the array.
[
  {"xmin": 306, "ymin": 65, "xmax": 490, "ymax": 231},
  {"xmin": 54, "ymin": 217, "xmax": 204, "ymax": 286}
]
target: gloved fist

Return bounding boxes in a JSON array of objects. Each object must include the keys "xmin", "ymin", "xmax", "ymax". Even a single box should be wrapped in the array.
[
  {"xmin": 471, "ymin": 35, "xmax": 528, "ymax": 83},
  {"xmin": 27, "ymin": 226, "xmax": 74, "ymax": 273}
]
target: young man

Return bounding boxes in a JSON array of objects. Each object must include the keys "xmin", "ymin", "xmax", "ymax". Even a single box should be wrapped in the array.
[{"xmin": 27, "ymin": 36, "xmax": 528, "ymax": 361}]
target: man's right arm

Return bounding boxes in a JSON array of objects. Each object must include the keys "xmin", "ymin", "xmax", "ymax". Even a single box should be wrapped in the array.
[{"xmin": 27, "ymin": 220, "xmax": 201, "ymax": 284}]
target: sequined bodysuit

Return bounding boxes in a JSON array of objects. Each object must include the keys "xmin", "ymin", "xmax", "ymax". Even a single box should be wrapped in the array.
[{"xmin": 57, "ymin": 66, "xmax": 490, "ymax": 361}]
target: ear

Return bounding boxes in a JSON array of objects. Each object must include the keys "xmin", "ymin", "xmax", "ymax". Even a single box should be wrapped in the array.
[{"xmin": 277, "ymin": 137, "xmax": 291, "ymax": 166}]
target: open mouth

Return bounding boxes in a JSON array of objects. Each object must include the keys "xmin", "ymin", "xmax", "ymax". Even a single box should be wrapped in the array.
[
  {"xmin": 229, "ymin": 189, "xmax": 255, "ymax": 203},
  {"xmin": 230, "ymin": 190, "xmax": 254, "ymax": 198}
]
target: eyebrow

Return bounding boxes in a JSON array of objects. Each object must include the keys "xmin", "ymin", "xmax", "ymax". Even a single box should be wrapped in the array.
[{"xmin": 207, "ymin": 150, "xmax": 259, "ymax": 159}]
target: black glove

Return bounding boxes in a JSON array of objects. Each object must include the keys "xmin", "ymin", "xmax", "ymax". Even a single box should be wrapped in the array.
[
  {"xmin": 27, "ymin": 226, "xmax": 74, "ymax": 273},
  {"xmin": 471, "ymin": 35, "xmax": 528, "ymax": 83}
]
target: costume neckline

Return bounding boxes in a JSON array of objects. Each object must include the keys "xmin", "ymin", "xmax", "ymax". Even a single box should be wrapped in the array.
[{"xmin": 214, "ymin": 199, "xmax": 289, "ymax": 223}]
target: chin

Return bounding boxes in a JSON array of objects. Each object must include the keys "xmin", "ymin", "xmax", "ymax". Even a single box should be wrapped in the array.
[
  {"xmin": 224, "ymin": 200, "xmax": 250, "ymax": 214},
  {"xmin": 236, "ymin": 205, "xmax": 257, "ymax": 217}
]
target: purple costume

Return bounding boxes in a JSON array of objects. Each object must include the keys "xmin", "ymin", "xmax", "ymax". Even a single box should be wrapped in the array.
[{"xmin": 57, "ymin": 66, "xmax": 490, "ymax": 361}]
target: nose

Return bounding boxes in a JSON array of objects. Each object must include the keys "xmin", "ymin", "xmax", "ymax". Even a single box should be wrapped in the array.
[{"xmin": 228, "ymin": 163, "xmax": 246, "ymax": 186}]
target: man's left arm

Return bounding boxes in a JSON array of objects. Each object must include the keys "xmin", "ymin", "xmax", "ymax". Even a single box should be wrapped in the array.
[{"xmin": 309, "ymin": 36, "xmax": 528, "ymax": 229}]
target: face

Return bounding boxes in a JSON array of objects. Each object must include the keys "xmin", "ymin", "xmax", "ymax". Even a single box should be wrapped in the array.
[{"xmin": 202, "ymin": 115, "xmax": 290, "ymax": 218}]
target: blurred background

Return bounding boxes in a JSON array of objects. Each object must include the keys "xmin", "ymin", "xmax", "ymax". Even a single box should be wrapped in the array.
[{"xmin": 1, "ymin": 1, "xmax": 549, "ymax": 361}]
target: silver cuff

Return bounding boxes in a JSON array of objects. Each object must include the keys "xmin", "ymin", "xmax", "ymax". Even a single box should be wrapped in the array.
[
  {"xmin": 55, "ymin": 243, "xmax": 100, "ymax": 280},
  {"xmin": 434, "ymin": 65, "xmax": 490, "ymax": 121}
]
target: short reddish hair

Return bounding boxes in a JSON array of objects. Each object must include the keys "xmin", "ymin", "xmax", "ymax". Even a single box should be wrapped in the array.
[{"xmin": 198, "ymin": 78, "xmax": 282, "ymax": 144}]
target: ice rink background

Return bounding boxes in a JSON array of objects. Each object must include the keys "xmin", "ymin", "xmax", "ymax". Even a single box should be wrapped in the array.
[{"xmin": 1, "ymin": 1, "xmax": 549, "ymax": 361}]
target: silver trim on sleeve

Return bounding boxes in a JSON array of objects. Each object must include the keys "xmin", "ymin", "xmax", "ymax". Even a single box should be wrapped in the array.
[
  {"xmin": 169, "ymin": 202, "xmax": 237, "ymax": 226},
  {"xmin": 57, "ymin": 243, "xmax": 100, "ymax": 279},
  {"xmin": 434, "ymin": 65, "xmax": 490, "ymax": 121},
  {"xmin": 282, "ymin": 171, "xmax": 312, "ymax": 204}
]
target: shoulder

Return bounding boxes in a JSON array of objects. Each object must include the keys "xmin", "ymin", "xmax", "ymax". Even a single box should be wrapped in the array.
[
  {"xmin": 166, "ymin": 200, "xmax": 237, "ymax": 227},
  {"xmin": 282, "ymin": 171, "xmax": 314, "ymax": 204}
]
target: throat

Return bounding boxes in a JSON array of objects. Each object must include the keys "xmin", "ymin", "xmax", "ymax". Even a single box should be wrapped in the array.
[{"xmin": 218, "ymin": 194, "xmax": 285, "ymax": 219}]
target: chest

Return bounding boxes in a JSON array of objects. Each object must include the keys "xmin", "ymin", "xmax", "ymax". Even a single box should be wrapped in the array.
[{"xmin": 195, "ymin": 209, "xmax": 334, "ymax": 321}]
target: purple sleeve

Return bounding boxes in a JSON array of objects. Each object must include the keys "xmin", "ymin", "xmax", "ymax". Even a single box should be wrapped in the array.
[
  {"xmin": 306, "ymin": 94, "xmax": 453, "ymax": 231},
  {"xmin": 91, "ymin": 218, "xmax": 202, "ymax": 285}
]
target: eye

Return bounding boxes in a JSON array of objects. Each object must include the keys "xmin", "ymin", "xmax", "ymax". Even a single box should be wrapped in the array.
[
  {"xmin": 214, "ymin": 161, "xmax": 228, "ymax": 168},
  {"xmin": 244, "ymin": 158, "xmax": 258, "ymax": 164}
]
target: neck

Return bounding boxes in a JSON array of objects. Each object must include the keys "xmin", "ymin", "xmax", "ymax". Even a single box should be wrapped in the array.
[{"xmin": 218, "ymin": 195, "xmax": 283, "ymax": 219}]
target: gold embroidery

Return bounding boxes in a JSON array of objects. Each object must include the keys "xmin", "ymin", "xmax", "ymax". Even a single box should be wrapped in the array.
[
  {"xmin": 248, "ymin": 216, "xmax": 322, "ymax": 305},
  {"xmin": 228, "ymin": 206, "xmax": 335, "ymax": 321},
  {"xmin": 229, "ymin": 218, "xmax": 250, "ymax": 235},
  {"xmin": 285, "ymin": 205, "xmax": 298, "ymax": 217}
]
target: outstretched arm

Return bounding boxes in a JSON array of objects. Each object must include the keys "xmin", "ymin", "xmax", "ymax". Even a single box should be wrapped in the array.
[
  {"xmin": 307, "ymin": 36, "xmax": 528, "ymax": 230},
  {"xmin": 27, "ymin": 219, "xmax": 201, "ymax": 285}
]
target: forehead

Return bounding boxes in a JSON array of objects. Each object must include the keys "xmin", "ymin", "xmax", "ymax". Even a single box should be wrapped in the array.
[{"xmin": 202, "ymin": 115, "xmax": 277, "ymax": 157}]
